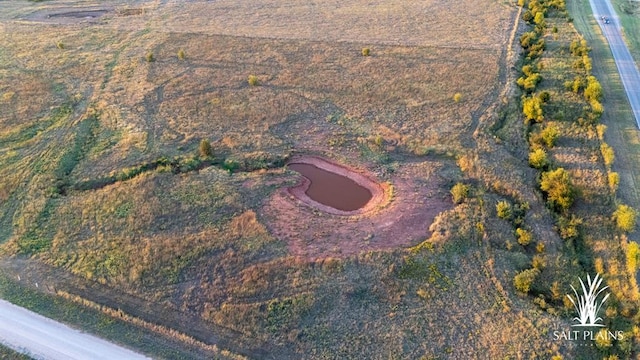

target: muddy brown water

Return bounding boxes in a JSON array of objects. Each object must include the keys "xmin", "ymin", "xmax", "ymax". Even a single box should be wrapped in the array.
[{"xmin": 288, "ymin": 163, "xmax": 372, "ymax": 211}]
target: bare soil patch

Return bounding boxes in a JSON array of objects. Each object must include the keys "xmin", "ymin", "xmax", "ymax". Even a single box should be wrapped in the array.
[{"xmin": 262, "ymin": 158, "xmax": 452, "ymax": 260}]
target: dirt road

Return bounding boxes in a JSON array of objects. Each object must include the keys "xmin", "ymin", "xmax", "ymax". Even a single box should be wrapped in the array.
[
  {"xmin": 589, "ymin": 0, "xmax": 640, "ymax": 127},
  {"xmin": 0, "ymin": 299, "xmax": 150, "ymax": 360}
]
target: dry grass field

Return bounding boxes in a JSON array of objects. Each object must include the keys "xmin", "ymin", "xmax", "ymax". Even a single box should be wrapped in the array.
[{"xmin": 0, "ymin": 0, "xmax": 637, "ymax": 358}]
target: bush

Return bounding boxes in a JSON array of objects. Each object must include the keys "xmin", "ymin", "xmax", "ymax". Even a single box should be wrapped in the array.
[
  {"xmin": 532, "ymin": 254, "xmax": 545, "ymax": 269},
  {"xmin": 626, "ymin": 242, "xmax": 639, "ymax": 275},
  {"xmin": 540, "ymin": 168, "xmax": 574, "ymax": 211},
  {"xmin": 496, "ymin": 201, "xmax": 512, "ymax": 219},
  {"xmin": 538, "ymin": 91, "xmax": 550, "ymax": 102},
  {"xmin": 594, "ymin": 329, "xmax": 613, "ymax": 349},
  {"xmin": 517, "ymin": 73, "xmax": 542, "ymax": 92},
  {"xmin": 145, "ymin": 52, "xmax": 155, "ymax": 62},
  {"xmin": 541, "ymin": 125, "xmax": 559, "ymax": 147},
  {"xmin": 529, "ymin": 149, "xmax": 549, "ymax": 169},
  {"xmin": 56, "ymin": 41, "xmax": 64, "ymax": 49},
  {"xmin": 600, "ymin": 143, "xmax": 615, "ymax": 167},
  {"xmin": 177, "ymin": 49, "xmax": 185, "ymax": 60},
  {"xmin": 361, "ymin": 47, "xmax": 370, "ymax": 56},
  {"xmin": 584, "ymin": 76, "xmax": 602, "ymax": 102},
  {"xmin": 613, "ymin": 204, "xmax": 637, "ymax": 233},
  {"xmin": 608, "ymin": 172, "xmax": 619, "ymax": 193},
  {"xmin": 516, "ymin": 228, "xmax": 533, "ymax": 246},
  {"xmin": 514, "ymin": 268, "xmax": 540, "ymax": 293},
  {"xmin": 450, "ymin": 183, "xmax": 469, "ymax": 204},
  {"xmin": 248, "ymin": 75, "xmax": 259, "ymax": 86},
  {"xmin": 199, "ymin": 139, "xmax": 212, "ymax": 158},
  {"xmin": 523, "ymin": 96, "xmax": 544, "ymax": 123},
  {"xmin": 558, "ymin": 215, "xmax": 582, "ymax": 241},
  {"xmin": 453, "ymin": 93, "xmax": 462, "ymax": 103}
]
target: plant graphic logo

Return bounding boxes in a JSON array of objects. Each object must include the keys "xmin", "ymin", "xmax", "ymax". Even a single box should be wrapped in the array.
[{"xmin": 566, "ymin": 273, "xmax": 610, "ymax": 327}]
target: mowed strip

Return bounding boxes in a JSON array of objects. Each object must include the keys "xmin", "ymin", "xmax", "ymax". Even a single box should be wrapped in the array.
[
  {"xmin": 589, "ymin": 0, "xmax": 640, "ymax": 127},
  {"xmin": 0, "ymin": 299, "xmax": 150, "ymax": 360}
]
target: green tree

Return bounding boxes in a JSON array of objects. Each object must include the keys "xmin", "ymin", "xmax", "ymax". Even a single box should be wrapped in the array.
[
  {"xmin": 540, "ymin": 168, "xmax": 574, "ymax": 211},
  {"xmin": 514, "ymin": 268, "xmax": 539, "ymax": 293},
  {"xmin": 613, "ymin": 204, "xmax": 636, "ymax": 233},
  {"xmin": 450, "ymin": 183, "xmax": 469, "ymax": 204}
]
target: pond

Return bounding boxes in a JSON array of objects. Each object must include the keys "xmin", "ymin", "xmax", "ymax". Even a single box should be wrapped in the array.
[{"xmin": 288, "ymin": 163, "xmax": 373, "ymax": 212}]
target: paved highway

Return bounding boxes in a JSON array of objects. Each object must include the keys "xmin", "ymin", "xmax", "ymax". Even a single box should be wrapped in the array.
[
  {"xmin": 588, "ymin": 0, "xmax": 640, "ymax": 128},
  {"xmin": 0, "ymin": 299, "xmax": 150, "ymax": 360}
]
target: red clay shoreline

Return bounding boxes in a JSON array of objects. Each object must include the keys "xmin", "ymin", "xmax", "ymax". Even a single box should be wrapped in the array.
[{"xmin": 286, "ymin": 155, "xmax": 385, "ymax": 216}]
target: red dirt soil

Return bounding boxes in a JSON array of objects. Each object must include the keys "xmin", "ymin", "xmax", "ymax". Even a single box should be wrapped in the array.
[{"xmin": 261, "ymin": 156, "xmax": 452, "ymax": 260}]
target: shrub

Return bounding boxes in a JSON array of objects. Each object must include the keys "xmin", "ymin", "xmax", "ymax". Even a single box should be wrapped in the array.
[
  {"xmin": 523, "ymin": 96, "xmax": 544, "ymax": 123},
  {"xmin": 596, "ymin": 124, "xmax": 607, "ymax": 140},
  {"xmin": 361, "ymin": 47, "xmax": 370, "ymax": 56},
  {"xmin": 199, "ymin": 139, "xmax": 212, "ymax": 158},
  {"xmin": 608, "ymin": 172, "xmax": 619, "ymax": 193},
  {"xmin": 594, "ymin": 329, "xmax": 613, "ymax": 349},
  {"xmin": 600, "ymin": 143, "xmax": 615, "ymax": 167},
  {"xmin": 450, "ymin": 183, "xmax": 469, "ymax": 204},
  {"xmin": 627, "ymin": 242, "xmax": 639, "ymax": 275},
  {"xmin": 222, "ymin": 159, "xmax": 239, "ymax": 173},
  {"xmin": 496, "ymin": 201, "xmax": 512, "ymax": 219},
  {"xmin": 536, "ymin": 242, "xmax": 545, "ymax": 253},
  {"xmin": 248, "ymin": 75, "xmax": 259, "ymax": 86},
  {"xmin": 177, "ymin": 49, "xmax": 185, "ymax": 60},
  {"xmin": 529, "ymin": 149, "xmax": 549, "ymax": 169},
  {"xmin": 584, "ymin": 76, "xmax": 602, "ymax": 102},
  {"xmin": 516, "ymin": 228, "xmax": 533, "ymax": 246},
  {"xmin": 538, "ymin": 90, "xmax": 550, "ymax": 102},
  {"xmin": 613, "ymin": 204, "xmax": 637, "ymax": 233},
  {"xmin": 532, "ymin": 254, "xmax": 545, "ymax": 269},
  {"xmin": 540, "ymin": 168, "xmax": 574, "ymax": 211},
  {"xmin": 541, "ymin": 125, "xmax": 559, "ymax": 147},
  {"xmin": 453, "ymin": 93, "xmax": 462, "ymax": 103},
  {"xmin": 590, "ymin": 99, "xmax": 604, "ymax": 117},
  {"xmin": 517, "ymin": 73, "xmax": 542, "ymax": 92},
  {"xmin": 514, "ymin": 268, "xmax": 540, "ymax": 293},
  {"xmin": 145, "ymin": 52, "xmax": 155, "ymax": 62},
  {"xmin": 558, "ymin": 215, "xmax": 582, "ymax": 241},
  {"xmin": 56, "ymin": 41, "xmax": 64, "ymax": 49}
]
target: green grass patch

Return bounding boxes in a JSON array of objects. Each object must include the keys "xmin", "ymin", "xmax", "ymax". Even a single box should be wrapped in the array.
[{"xmin": 0, "ymin": 104, "xmax": 72, "ymax": 148}]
